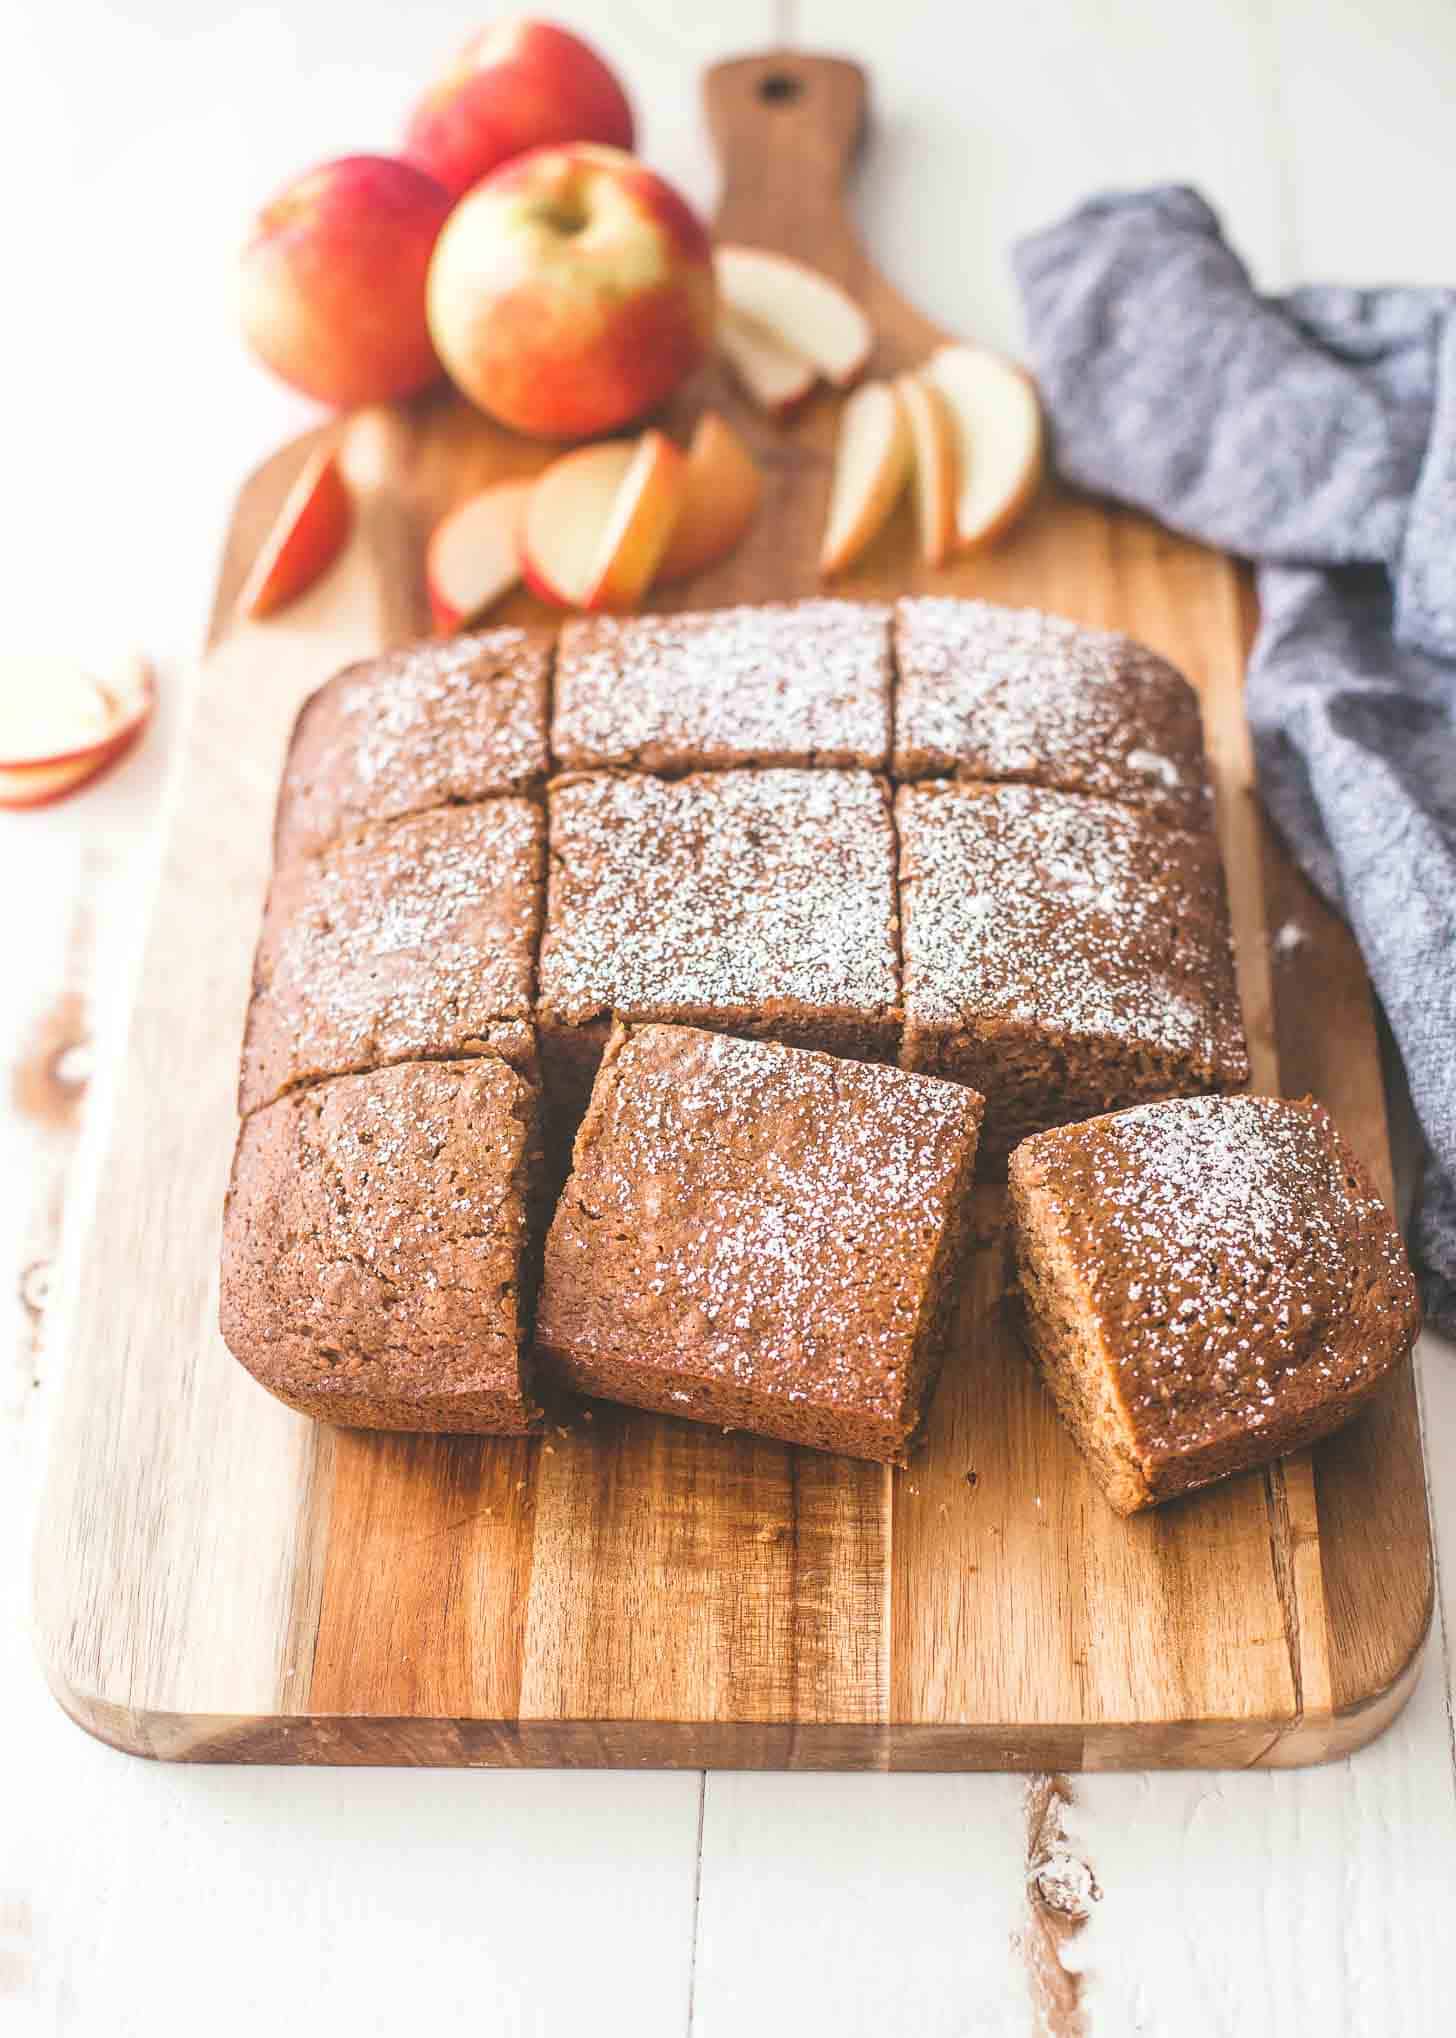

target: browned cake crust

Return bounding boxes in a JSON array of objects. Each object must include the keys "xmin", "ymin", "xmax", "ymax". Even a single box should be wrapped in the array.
[
  {"xmin": 220, "ymin": 1057, "xmax": 545, "ymax": 1433},
  {"xmin": 239, "ymin": 799, "xmax": 543, "ymax": 1117},
  {"xmin": 893, "ymin": 597, "xmax": 1212, "ymax": 828},
  {"xmin": 897, "ymin": 781, "xmax": 1248, "ymax": 1156},
  {"xmin": 273, "ymin": 628, "xmax": 551, "ymax": 865},
  {"xmin": 551, "ymin": 600, "xmax": 892, "ymax": 773},
  {"xmin": 536, "ymin": 1024, "xmax": 984, "ymax": 1462},
  {"xmin": 1007, "ymin": 1095, "xmax": 1421, "ymax": 1512},
  {"xmin": 537, "ymin": 768, "xmax": 902, "ymax": 1141}
]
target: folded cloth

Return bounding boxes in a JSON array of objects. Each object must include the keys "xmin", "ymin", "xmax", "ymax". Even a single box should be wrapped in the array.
[{"xmin": 1014, "ymin": 187, "xmax": 1456, "ymax": 1334}]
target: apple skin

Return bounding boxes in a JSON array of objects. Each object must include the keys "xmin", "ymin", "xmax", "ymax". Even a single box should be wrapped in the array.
[
  {"xmin": 240, "ymin": 156, "xmax": 455, "ymax": 407},
  {"xmin": 404, "ymin": 19, "xmax": 634, "ymax": 199},
  {"xmin": 0, "ymin": 662, "xmax": 154, "ymax": 811},
  {"xmin": 427, "ymin": 143, "xmax": 715, "ymax": 440},
  {"xmin": 656, "ymin": 412, "xmax": 762, "ymax": 582},
  {"xmin": 239, "ymin": 445, "xmax": 352, "ymax": 619}
]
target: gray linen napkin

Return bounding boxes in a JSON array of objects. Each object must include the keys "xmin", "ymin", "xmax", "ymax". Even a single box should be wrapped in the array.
[{"xmin": 1013, "ymin": 187, "xmax": 1456, "ymax": 1333}]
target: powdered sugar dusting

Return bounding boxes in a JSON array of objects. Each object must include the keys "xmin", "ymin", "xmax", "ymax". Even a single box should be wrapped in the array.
[
  {"xmin": 552, "ymin": 600, "xmax": 892, "ymax": 773},
  {"xmin": 1020, "ymin": 1095, "xmax": 1419, "ymax": 1453},
  {"xmin": 275, "ymin": 628, "xmax": 550, "ymax": 862},
  {"xmin": 897, "ymin": 781, "xmax": 1245, "ymax": 1066},
  {"xmin": 223, "ymin": 1058, "xmax": 535, "ymax": 1411},
  {"xmin": 242, "ymin": 800, "xmax": 541, "ymax": 1111},
  {"xmin": 546, "ymin": 1027, "xmax": 982, "ymax": 1411},
  {"xmin": 894, "ymin": 597, "xmax": 1211, "ymax": 825},
  {"xmin": 539, "ymin": 769, "xmax": 899, "ymax": 1029}
]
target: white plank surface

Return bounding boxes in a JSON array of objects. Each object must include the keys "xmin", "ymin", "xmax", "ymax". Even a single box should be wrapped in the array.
[{"xmin": 5, "ymin": 1, "xmax": 1456, "ymax": 2034}]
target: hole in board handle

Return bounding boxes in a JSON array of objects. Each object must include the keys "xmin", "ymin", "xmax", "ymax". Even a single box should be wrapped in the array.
[{"xmin": 758, "ymin": 72, "xmax": 803, "ymax": 104}]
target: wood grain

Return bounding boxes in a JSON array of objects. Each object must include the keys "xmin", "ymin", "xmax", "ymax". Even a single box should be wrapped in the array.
[{"xmin": 33, "ymin": 49, "xmax": 1431, "ymax": 1769}]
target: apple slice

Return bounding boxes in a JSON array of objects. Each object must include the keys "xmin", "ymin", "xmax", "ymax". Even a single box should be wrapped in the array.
[
  {"xmin": 655, "ymin": 412, "xmax": 762, "ymax": 583},
  {"xmin": 895, "ymin": 372, "xmax": 957, "ymax": 568},
  {"xmin": 521, "ymin": 430, "xmax": 684, "ymax": 613},
  {"xmin": 0, "ymin": 653, "xmax": 154, "ymax": 809},
  {"xmin": 715, "ymin": 246, "xmax": 873, "ymax": 389},
  {"xmin": 923, "ymin": 344, "xmax": 1044, "ymax": 550},
  {"xmin": 819, "ymin": 380, "xmax": 910, "ymax": 578},
  {"xmin": 426, "ymin": 480, "xmax": 532, "ymax": 633},
  {"xmin": 716, "ymin": 308, "xmax": 818, "ymax": 418},
  {"xmin": 237, "ymin": 443, "xmax": 352, "ymax": 620}
]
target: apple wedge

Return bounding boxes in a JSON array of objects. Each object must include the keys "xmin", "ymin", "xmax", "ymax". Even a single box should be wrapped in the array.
[
  {"xmin": 716, "ymin": 308, "xmax": 818, "ymax": 418},
  {"xmin": 237, "ymin": 443, "xmax": 352, "ymax": 620},
  {"xmin": 819, "ymin": 380, "xmax": 910, "ymax": 578},
  {"xmin": 0, "ymin": 653, "xmax": 154, "ymax": 809},
  {"xmin": 715, "ymin": 246, "xmax": 872, "ymax": 389},
  {"xmin": 521, "ymin": 430, "xmax": 685, "ymax": 612},
  {"xmin": 895, "ymin": 372, "xmax": 957, "ymax": 568},
  {"xmin": 426, "ymin": 479, "xmax": 532, "ymax": 633},
  {"xmin": 655, "ymin": 412, "xmax": 762, "ymax": 582},
  {"xmin": 923, "ymin": 344, "xmax": 1044, "ymax": 551}
]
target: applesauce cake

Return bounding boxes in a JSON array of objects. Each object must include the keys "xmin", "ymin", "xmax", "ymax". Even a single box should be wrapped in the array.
[
  {"xmin": 893, "ymin": 597, "xmax": 1211, "ymax": 829},
  {"xmin": 239, "ymin": 797, "xmax": 542, "ymax": 1116},
  {"xmin": 1008, "ymin": 1095, "xmax": 1420, "ymax": 1512},
  {"xmin": 897, "ymin": 780, "xmax": 1248, "ymax": 1155},
  {"xmin": 273, "ymin": 627, "xmax": 551, "ymax": 864},
  {"xmin": 536, "ymin": 1024, "xmax": 983, "ymax": 1461},
  {"xmin": 551, "ymin": 599, "xmax": 892, "ymax": 773},
  {"xmin": 536, "ymin": 767, "xmax": 901, "ymax": 1137},
  {"xmin": 222, "ymin": 1055, "xmax": 544, "ymax": 1433}
]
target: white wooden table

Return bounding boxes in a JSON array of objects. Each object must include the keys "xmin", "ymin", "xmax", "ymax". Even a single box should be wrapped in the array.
[{"xmin": 5, "ymin": 3, "xmax": 1455, "ymax": 2031}]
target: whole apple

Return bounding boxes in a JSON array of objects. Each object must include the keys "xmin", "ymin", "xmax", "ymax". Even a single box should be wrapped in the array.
[
  {"xmin": 240, "ymin": 155, "xmax": 454, "ymax": 407},
  {"xmin": 404, "ymin": 18, "xmax": 634, "ymax": 198},
  {"xmin": 427, "ymin": 143, "xmax": 715, "ymax": 440}
]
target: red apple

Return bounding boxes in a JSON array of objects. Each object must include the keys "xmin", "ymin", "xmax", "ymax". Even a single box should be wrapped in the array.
[
  {"xmin": 520, "ymin": 431, "xmax": 684, "ymax": 611},
  {"xmin": 715, "ymin": 246, "xmax": 873, "ymax": 389},
  {"xmin": 655, "ymin": 412, "xmax": 762, "ymax": 582},
  {"xmin": 923, "ymin": 344, "xmax": 1045, "ymax": 550},
  {"xmin": 895, "ymin": 372, "xmax": 956, "ymax": 567},
  {"xmin": 0, "ymin": 655, "xmax": 154, "ymax": 810},
  {"xmin": 240, "ymin": 156, "xmax": 454, "ymax": 407},
  {"xmin": 716, "ymin": 308, "xmax": 818, "ymax": 419},
  {"xmin": 427, "ymin": 143, "xmax": 715, "ymax": 440},
  {"xmin": 237, "ymin": 444, "xmax": 352, "ymax": 619},
  {"xmin": 404, "ymin": 19, "xmax": 634, "ymax": 199},
  {"xmin": 819, "ymin": 380, "xmax": 910, "ymax": 578},
  {"xmin": 426, "ymin": 480, "xmax": 532, "ymax": 632}
]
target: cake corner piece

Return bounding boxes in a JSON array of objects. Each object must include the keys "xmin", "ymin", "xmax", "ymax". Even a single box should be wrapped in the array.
[
  {"xmin": 1007, "ymin": 1094, "xmax": 1421, "ymax": 1514},
  {"xmin": 221, "ymin": 1053, "xmax": 546, "ymax": 1434}
]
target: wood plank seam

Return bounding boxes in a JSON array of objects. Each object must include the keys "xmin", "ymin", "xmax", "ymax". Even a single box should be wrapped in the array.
[{"xmin": 684, "ymin": 1773, "xmax": 708, "ymax": 2035}]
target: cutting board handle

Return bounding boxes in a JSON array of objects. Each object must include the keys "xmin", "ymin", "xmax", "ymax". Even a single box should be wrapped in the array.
[{"xmin": 704, "ymin": 52, "xmax": 869, "ymax": 282}]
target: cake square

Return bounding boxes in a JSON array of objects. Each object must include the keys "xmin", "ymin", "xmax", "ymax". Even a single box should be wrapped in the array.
[
  {"xmin": 551, "ymin": 599, "xmax": 892, "ymax": 774},
  {"xmin": 537, "ymin": 768, "xmax": 901, "ymax": 1135},
  {"xmin": 896, "ymin": 781, "xmax": 1248, "ymax": 1155},
  {"xmin": 221, "ymin": 1056, "xmax": 544, "ymax": 1433},
  {"xmin": 240, "ymin": 798, "xmax": 543, "ymax": 1116},
  {"xmin": 536, "ymin": 1024, "xmax": 984, "ymax": 1462},
  {"xmin": 1008, "ymin": 1095, "xmax": 1421, "ymax": 1512},
  {"xmin": 893, "ymin": 597, "xmax": 1211, "ymax": 829},
  {"xmin": 273, "ymin": 628, "xmax": 551, "ymax": 864}
]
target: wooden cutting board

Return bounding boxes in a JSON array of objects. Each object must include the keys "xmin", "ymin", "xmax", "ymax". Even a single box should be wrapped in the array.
[{"xmin": 35, "ymin": 52, "xmax": 1432, "ymax": 1769}]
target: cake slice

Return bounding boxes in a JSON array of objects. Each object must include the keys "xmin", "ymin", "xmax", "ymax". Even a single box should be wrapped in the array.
[
  {"xmin": 239, "ymin": 797, "xmax": 542, "ymax": 1117},
  {"xmin": 551, "ymin": 599, "xmax": 893, "ymax": 774},
  {"xmin": 896, "ymin": 780, "xmax": 1248, "ymax": 1156},
  {"xmin": 536, "ymin": 1024, "xmax": 983, "ymax": 1463},
  {"xmin": 1008, "ymin": 1095, "xmax": 1421, "ymax": 1512},
  {"xmin": 221, "ymin": 1055, "xmax": 544, "ymax": 1433},
  {"xmin": 893, "ymin": 597, "xmax": 1211, "ymax": 829},
  {"xmin": 273, "ymin": 627, "xmax": 551, "ymax": 864},
  {"xmin": 537, "ymin": 767, "xmax": 901, "ymax": 1144}
]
